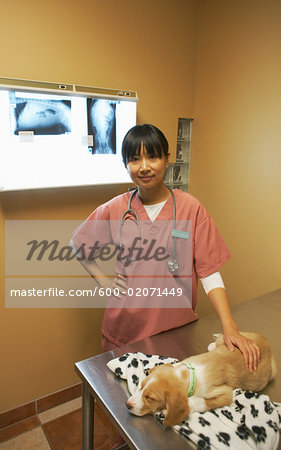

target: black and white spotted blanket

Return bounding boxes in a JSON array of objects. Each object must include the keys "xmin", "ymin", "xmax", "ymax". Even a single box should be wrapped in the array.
[{"xmin": 107, "ymin": 352, "xmax": 281, "ymax": 450}]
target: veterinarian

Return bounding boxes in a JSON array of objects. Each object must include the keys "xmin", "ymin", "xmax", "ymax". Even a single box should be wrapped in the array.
[{"xmin": 72, "ymin": 124, "xmax": 260, "ymax": 373}]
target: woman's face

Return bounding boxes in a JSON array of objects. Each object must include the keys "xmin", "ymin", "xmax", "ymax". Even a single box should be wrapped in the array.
[{"xmin": 127, "ymin": 145, "xmax": 169, "ymax": 191}]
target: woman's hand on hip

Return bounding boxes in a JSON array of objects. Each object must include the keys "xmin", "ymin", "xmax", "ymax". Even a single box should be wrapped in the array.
[{"xmin": 107, "ymin": 274, "xmax": 128, "ymax": 299}]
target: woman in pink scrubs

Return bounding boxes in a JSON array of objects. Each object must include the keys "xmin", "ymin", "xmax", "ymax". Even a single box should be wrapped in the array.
[{"xmin": 72, "ymin": 124, "xmax": 259, "ymax": 372}]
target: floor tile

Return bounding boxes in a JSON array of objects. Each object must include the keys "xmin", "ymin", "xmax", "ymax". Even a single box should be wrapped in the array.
[
  {"xmin": 98, "ymin": 443, "xmax": 129, "ymax": 450},
  {"xmin": 0, "ymin": 416, "xmax": 40, "ymax": 444},
  {"xmin": 0, "ymin": 427, "xmax": 50, "ymax": 449},
  {"xmin": 95, "ymin": 402, "xmax": 122, "ymax": 442},
  {"xmin": 42, "ymin": 408, "xmax": 112, "ymax": 450},
  {"xmin": 38, "ymin": 397, "xmax": 82, "ymax": 424}
]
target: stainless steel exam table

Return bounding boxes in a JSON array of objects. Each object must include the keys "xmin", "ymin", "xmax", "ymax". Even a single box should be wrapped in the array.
[{"xmin": 75, "ymin": 289, "xmax": 281, "ymax": 450}]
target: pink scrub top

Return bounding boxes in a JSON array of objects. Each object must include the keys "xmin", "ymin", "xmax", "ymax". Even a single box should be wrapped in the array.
[{"xmin": 72, "ymin": 189, "xmax": 231, "ymax": 347}]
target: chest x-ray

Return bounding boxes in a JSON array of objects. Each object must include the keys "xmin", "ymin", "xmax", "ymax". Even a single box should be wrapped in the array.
[{"xmin": 87, "ymin": 99, "xmax": 116, "ymax": 154}]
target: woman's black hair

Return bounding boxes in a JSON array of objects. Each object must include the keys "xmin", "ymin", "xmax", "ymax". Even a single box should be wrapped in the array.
[{"xmin": 121, "ymin": 124, "xmax": 169, "ymax": 167}]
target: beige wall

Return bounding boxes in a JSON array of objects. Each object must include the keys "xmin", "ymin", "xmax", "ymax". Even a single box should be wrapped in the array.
[
  {"xmin": 0, "ymin": 0, "xmax": 198, "ymax": 411},
  {"xmin": 190, "ymin": 0, "xmax": 281, "ymax": 316}
]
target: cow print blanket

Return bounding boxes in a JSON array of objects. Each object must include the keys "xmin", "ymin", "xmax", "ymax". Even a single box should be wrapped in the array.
[{"xmin": 107, "ymin": 352, "xmax": 281, "ymax": 450}]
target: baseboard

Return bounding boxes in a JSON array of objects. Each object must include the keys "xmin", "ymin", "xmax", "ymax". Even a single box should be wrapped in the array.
[{"xmin": 0, "ymin": 383, "xmax": 82, "ymax": 429}]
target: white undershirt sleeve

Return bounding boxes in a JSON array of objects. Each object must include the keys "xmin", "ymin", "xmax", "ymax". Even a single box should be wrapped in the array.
[{"xmin": 200, "ymin": 271, "xmax": 225, "ymax": 295}]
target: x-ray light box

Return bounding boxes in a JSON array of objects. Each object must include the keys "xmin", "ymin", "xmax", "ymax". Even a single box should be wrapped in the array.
[{"xmin": 0, "ymin": 77, "xmax": 137, "ymax": 191}]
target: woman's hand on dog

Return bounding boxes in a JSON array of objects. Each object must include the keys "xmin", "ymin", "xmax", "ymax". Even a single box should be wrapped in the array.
[
  {"xmin": 224, "ymin": 331, "xmax": 260, "ymax": 373},
  {"xmin": 207, "ymin": 288, "xmax": 260, "ymax": 373}
]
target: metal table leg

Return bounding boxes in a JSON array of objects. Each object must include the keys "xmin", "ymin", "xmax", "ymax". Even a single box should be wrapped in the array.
[{"xmin": 82, "ymin": 383, "xmax": 94, "ymax": 450}]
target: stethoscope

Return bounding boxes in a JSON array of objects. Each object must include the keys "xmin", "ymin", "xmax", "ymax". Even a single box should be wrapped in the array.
[{"xmin": 119, "ymin": 185, "xmax": 179, "ymax": 273}]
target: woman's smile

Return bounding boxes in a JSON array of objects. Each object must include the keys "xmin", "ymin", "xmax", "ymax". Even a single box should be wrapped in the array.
[{"xmin": 139, "ymin": 175, "xmax": 154, "ymax": 182}]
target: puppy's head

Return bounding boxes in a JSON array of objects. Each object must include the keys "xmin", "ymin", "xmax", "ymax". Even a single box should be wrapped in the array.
[{"xmin": 126, "ymin": 363, "xmax": 190, "ymax": 427}]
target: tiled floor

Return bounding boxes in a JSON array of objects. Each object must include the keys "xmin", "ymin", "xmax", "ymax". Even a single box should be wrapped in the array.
[{"xmin": 0, "ymin": 397, "xmax": 128, "ymax": 449}]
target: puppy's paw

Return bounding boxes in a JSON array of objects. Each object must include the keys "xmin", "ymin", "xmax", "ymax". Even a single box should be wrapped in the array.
[
  {"xmin": 188, "ymin": 396, "xmax": 206, "ymax": 413},
  {"xmin": 207, "ymin": 341, "xmax": 216, "ymax": 352},
  {"xmin": 213, "ymin": 333, "xmax": 221, "ymax": 338},
  {"xmin": 207, "ymin": 333, "xmax": 222, "ymax": 351}
]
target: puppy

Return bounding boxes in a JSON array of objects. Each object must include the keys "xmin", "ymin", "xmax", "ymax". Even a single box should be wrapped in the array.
[{"xmin": 126, "ymin": 332, "xmax": 277, "ymax": 427}]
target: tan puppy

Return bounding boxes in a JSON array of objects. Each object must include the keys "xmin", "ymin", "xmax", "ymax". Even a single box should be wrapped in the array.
[{"xmin": 126, "ymin": 332, "xmax": 277, "ymax": 427}]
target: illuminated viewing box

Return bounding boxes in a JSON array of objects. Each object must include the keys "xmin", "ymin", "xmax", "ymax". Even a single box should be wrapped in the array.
[{"xmin": 0, "ymin": 77, "xmax": 137, "ymax": 191}]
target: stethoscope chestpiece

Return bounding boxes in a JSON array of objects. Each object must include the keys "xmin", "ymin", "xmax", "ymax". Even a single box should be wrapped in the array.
[{"xmin": 167, "ymin": 258, "xmax": 179, "ymax": 273}]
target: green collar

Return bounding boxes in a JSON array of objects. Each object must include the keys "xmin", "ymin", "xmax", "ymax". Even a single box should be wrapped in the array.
[{"xmin": 182, "ymin": 362, "xmax": 196, "ymax": 397}]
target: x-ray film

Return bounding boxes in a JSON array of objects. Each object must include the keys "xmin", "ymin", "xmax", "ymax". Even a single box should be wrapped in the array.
[
  {"xmin": 9, "ymin": 92, "xmax": 71, "ymax": 135},
  {"xmin": 87, "ymin": 99, "xmax": 116, "ymax": 154}
]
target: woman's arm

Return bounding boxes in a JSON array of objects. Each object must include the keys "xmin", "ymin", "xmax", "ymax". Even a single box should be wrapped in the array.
[
  {"xmin": 70, "ymin": 238, "xmax": 127, "ymax": 293},
  {"xmin": 79, "ymin": 258, "xmax": 127, "ymax": 294},
  {"xmin": 207, "ymin": 287, "xmax": 260, "ymax": 372}
]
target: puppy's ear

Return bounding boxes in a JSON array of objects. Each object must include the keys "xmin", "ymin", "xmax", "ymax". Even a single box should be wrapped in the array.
[
  {"xmin": 147, "ymin": 363, "xmax": 172, "ymax": 375},
  {"xmin": 163, "ymin": 391, "xmax": 189, "ymax": 427}
]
